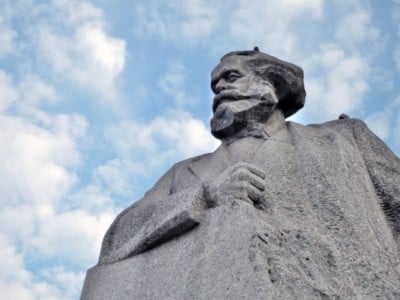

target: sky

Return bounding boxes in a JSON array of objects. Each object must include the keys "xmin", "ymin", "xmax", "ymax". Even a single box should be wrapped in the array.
[{"xmin": 0, "ymin": 0, "xmax": 399, "ymax": 299}]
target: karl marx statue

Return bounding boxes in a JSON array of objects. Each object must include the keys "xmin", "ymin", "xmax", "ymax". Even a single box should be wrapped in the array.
[{"xmin": 82, "ymin": 49, "xmax": 400, "ymax": 299}]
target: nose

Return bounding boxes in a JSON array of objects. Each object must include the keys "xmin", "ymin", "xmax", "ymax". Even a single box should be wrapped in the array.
[{"xmin": 214, "ymin": 79, "xmax": 227, "ymax": 94}]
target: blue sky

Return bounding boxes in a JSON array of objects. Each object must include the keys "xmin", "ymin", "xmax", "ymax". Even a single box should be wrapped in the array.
[{"xmin": 0, "ymin": 0, "xmax": 399, "ymax": 298}]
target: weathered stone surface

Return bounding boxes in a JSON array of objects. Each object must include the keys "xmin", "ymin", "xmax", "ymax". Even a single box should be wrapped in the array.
[{"xmin": 82, "ymin": 49, "xmax": 400, "ymax": 299}]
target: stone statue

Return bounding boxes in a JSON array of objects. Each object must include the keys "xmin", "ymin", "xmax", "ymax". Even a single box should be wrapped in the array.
[{"xmin": 82, "ymin": 49, "xmax": 400, "ymax": 299}]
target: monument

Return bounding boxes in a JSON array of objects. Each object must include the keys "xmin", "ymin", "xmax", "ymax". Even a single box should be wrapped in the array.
[{"xmin": 82, "ymin": 48, "xmax": 400, "ymax": 299}]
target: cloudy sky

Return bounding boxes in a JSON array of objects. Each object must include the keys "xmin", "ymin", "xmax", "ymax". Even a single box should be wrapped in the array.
[{"xmin": 0, "ymin": 0, "xmax": 399, "ymax": 298}]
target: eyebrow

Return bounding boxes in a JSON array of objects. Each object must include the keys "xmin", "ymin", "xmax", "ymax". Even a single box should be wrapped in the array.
[{"xmin": 211, "ymin": 69, "xmax": 242, "ymax": 88}]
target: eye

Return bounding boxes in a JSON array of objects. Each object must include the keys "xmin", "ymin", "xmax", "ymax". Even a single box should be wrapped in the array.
[{"xmin": 226, "ymin": 71, "xmax": 241, "ymax": 82}]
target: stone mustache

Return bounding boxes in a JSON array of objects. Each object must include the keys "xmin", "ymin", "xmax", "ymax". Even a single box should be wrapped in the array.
[{"xmin": 82, "ymin": 49, "xmax": 400, "ymax": 299}]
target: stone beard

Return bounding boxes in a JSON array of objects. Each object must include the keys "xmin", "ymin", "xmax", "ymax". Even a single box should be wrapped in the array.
[{"xmin": 211, "ymin": 97, "xmax": 278, "ymax": 141}]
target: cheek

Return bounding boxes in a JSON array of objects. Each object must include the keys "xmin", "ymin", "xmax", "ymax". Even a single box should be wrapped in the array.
[
  {"xmin": 245, "ymin": 81, "xmax": 275, "ymax": 95},
  {"xmin": 240, "ymin": 80, "xmax": 263, "ymax": 93}
]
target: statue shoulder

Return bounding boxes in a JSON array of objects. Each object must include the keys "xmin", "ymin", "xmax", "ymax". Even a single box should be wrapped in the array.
[
  {"xmin": 303, "ymin": 116, "xmax": 369, "ymax": 135},
  {"xmin": 174, "ymin": 152, "xmax": 213, "ymax": 167},
  {"xmin": 286, "ymin": 117, "xmax": 374, "ymax": 147}
]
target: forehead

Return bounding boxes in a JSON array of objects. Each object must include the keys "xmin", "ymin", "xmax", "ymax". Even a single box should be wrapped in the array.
[{"xmin": 211, "ymin": 55, "xmax": 253, "ymax": 81}]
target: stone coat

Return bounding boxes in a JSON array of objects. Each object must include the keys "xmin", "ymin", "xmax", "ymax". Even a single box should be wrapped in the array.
[{"xmin": 82, "ymin": 118, "xmax": 400, "ymax": 299}]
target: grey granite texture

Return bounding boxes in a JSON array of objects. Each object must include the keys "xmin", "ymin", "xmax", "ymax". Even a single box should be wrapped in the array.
[{"xmin": 82, "ymin": 49, "xmax": 400, "ymax": 299}]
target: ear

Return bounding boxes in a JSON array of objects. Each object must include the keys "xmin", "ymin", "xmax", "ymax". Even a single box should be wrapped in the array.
[
  {"xmin": 255, "ymin": 65, "xmax": 285, "ymax": 99},
  {"xmin": 256, "ymin": 65, "xmax": 305, "ymax": 118}
]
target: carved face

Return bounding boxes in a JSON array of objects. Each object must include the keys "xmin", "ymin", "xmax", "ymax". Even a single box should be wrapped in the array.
[
  {"xmin": 210, "ymin": 55, "xmax": 279, "ymax": 141},
  {"xmin": 211, "ymin": 55, "xmax": 278, "ymax": 113}
]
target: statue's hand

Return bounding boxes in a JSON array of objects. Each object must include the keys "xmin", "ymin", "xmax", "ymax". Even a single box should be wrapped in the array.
[{"xmin": 203, "ymin": 162, "xmax": 266, "ymax": 208}]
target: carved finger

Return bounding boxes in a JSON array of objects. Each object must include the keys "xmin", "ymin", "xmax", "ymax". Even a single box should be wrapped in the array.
[
  {"xmin": 246, "ymin": 165, "xmax": 266, "ymax": 180},
  {"xmin": 231, "ymin": 168, "xmax": 251, "ymax": 181},
  {"xmin": 232, "ymin": 168, "xmax": 265, "ymax": 191},
  {"xmin": 248, "ymin": 174, "xmax": 265, "ymax": 191},
  {"xmin": 245, "ymin": 184, "xmax": 264, "ymax": 204},
  {"xmin": 231, "ymin": 162, "xmax": 264, "ymax": 175},
  {"xmin": 233, "ymin": 162, "xmax": 266, "ymax": 179}
]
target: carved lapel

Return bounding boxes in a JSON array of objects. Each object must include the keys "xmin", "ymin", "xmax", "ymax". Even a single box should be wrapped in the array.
[
  {"xmin": 188, "ymin": 145, "xmax": 231, "ymax": 182},
  {"xmin": 187, "ymin": 123, "xmax": 295, "ymax": 182}
]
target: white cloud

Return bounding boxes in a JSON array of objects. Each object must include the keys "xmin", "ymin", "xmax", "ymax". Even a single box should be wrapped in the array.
[
  {"xmin": 39, "ymin": 267, "xmax": 85, "ymax": 300},
  {"xmin": 365, "ymin": 110, "xmax": 391, "ymax": 140},
  {"xmin": 0, "ymin": 69, "xmax": 59, "ymax": 115},
  {"xmin": 0, "ymin": 231, "xmax": 88, "ymax": 299},
  {"xmin": 0, "ymin": 233, "xmax": 63, "ymax": 300},
  {"xmin": 0, "ymin": 113, "xmax": 86, "ymax": 206},
  {"xmin": 0, "ymin": 203, "xmax": 115, "ymax": 297},
  {"xmin": 0, "ymin": 70, "xmax": 17, "ymax": 112},
  {"xmin": 230, "ymin": 0, "xmax": 324, "ymax": 55},
  {"xmin": 107, "ymin": 110, "xmax": 218, "ymax": 160},
  {"xmin": 178, "ymin": 0, "xmax": 220, "ymax": 41},
  {"xmin": 303, "ymin": 44, "xmax": 369, "ymax": 119},
  {"xmin": 30, "ymin": 209, "xmax": 114, "ymax": 265},
  {"xmin": 133, "ymin": 0, "xmax": 219, "ymax": 44},
  {"xmin": 392, "ymin": 2, "xmax": 400, "ymax": 27},
  {"xmin": 96, "ymin": 111, "xmax": 219, "ymax": 198},
  {"xmin": 37, "ymin": 21, "xmax": 126, "ymax": 99},
  {"xmin": 0, "ymin": 0, "xmax": 127, "ymax": 101},
  {"xmin": 395, "ymin": 115, "xmax": 400, "ymax": 149},
  {"xmin": 0, "ymin": 233, "xmax": 32, "ymax": 289},
  {"xmin": 0, "ymin": 205, "xmax": 37, "ymax": 245},
  {"xmin": 93, "ymin": 158, "xmax": 135, "ymax": 196},
  {"xmin": 155, "ymin": 112, "xmax": 219, "ymax": 157},
  {"xmin": 18, "ymin": 75, "xmax": 59, "ymax": 106},
  {"xmin": 0, "ymin": 1, "xmax": 127, "ymax": 299},
  {"xmin": 0, "ymin": 65, "xmax": 99, "ymax": 297},
  {"xmin": 0, "ymin": 85, "xmax": 113, "ymax": 291},
  {"xmin": 0, "ymin": 19, "xmax": 16, "ymax": 58},
  {"xmin": 0, "ymin": 282, "xmax": 34, "ymax": 300},
  {"xmin": 0, "ymin": 201, "xmax": 115, "ymax": 297},
  {"xmin": 335, "ymin": 8, "xmax": 379, "ymax": 46},
  {"xmin": 357, "ymin": 94, "xmax": 400, "ymax": 150},
  {"xmin": 0, "ymin": 108, "xmax": 98, "ymax": 296},
  {"xmin": 0, "ymin": 233, "xmax": 35, "ymax": 300},
  {"xmin": 77, "ymin": 24, "xmax": 125, "ymax": 75},
  {"xmin": 51, "ymin": 0, "xmax": 104, "ymax": 27},
  {"xmin": 69, "ymin": 184, "xmax": 115, "ymax": 213},
  {"xmin": 389, "ymin": 95, "xmax": 400, "ymax": 149},
  {"xmin": 395, "ymin": 46, "xmax": 400, "ymax": 70},
  {"xmin": 158, "ymin": 61, "xmax": 193, "ymax": 107}
]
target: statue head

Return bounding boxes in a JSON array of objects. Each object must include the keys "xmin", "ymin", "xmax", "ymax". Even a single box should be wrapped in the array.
[{"xmin": 210, "ymin": 48, "xmax": 306, "ymax": 141}]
